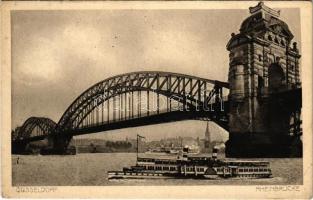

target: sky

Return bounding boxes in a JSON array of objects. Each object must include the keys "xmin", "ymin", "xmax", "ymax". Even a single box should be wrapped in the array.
[{"xmin": 11, "ymin": 6, "xmax": 301, "ymax": 141}]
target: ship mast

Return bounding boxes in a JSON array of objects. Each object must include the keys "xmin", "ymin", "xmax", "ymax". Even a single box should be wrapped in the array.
[{"xmin": 136, "ymin": 134, "xmax": 138, "ymax": 160}]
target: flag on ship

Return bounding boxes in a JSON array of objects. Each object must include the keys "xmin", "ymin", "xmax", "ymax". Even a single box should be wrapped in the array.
[{"xmin": 137, "ymin": 134, "xmax": 145, "ymax": 140}]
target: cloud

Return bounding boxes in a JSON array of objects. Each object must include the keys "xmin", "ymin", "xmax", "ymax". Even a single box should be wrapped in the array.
[
  {"xmin": 14, "ymin": 35, "xmax": 61, "ymax": 84},
  {"xmin": 142, "ymin": 28, "xmax": 204, "ymax": 68},
  {"xmin": 61, "ymin": 23, "xmax": 111, "ymax": 64}
]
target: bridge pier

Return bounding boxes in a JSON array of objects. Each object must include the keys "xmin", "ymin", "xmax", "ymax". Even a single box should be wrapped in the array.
[
  {"xmin": 225, "ymin": 89, "xmax": 302, "ymax": 158},
  {"xmin": 11, "ymin": 140, "xmax": 28, "ymax": 154},
  {"xmin": 40, "ymin": 135, "xmax": 74, "ymax": 155},
  {"xmin": 225, "ymin": 133, "xmax": 302, "ymax": 158}
]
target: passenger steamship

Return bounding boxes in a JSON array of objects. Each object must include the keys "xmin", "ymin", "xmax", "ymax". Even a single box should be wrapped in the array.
[{"xmin": 108, "ymin": 136, "xmax": 272, "ymax": 179}]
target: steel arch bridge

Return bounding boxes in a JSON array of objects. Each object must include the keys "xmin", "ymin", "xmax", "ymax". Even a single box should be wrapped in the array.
[
  {"xmin": 57, "ymin": 71, "xmax": 229, "ymax": 132},
  {"xmin": 11, "ymin": 117, "xmax": 57, "ymax": 153},
  {"xmin": 13, "ymin": 117, "xmax": 56, "ymax": 142},
  {"xmin": 13, "ymin": 71, "xmax": 230, "ymax": 152}
]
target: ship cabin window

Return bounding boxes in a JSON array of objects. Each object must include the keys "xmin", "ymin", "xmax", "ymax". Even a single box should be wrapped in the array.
[
  {"xmin": 148, "ymin": 166, "xmax": 154, "ymax": 170},
  {"xmin": 141, "ymin": 158, "xmax": 153, "ymax": 162},
  {"xmin": 244, "ymin": 168, "xmax": 248, "ymax": 172},
  {"xmin": 238, "ymin": 169, "xmax": 243, "ymax": 172},
  {"xmin": 187, "ymin": 167, "xmax": 194, "ymax": 172},
  {"xmin": 249, "ymin": 168, "xmax": 253, "ymax": 172},
  {"xmin": 170, "ymin": 167, "xmax": 176, "ymax": 171},
  {"xmin": 156, "ymin": 166, "xmax": 162, "ymax": 170},
  {"xmin": 163, "ymin": 167, "xmax": 169, "ymax": 171}
]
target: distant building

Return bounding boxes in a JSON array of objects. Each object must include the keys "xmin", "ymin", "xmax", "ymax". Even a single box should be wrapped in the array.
[{"xmin": 200, "ymin": 121, "xmax": 225, "ymax": 153}]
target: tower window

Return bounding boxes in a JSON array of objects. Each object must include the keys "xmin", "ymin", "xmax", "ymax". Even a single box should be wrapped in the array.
[
  {"xmin": 291, "ymin": 65, "xmax": 295, "ymax": 71},
  {"xmin": 268, "ymin": 35, "xmax": 273, "ymax": 41},
  {"xmin": 281, "ymin": 40, "xmax": 285, "ymax": 47},
  {"xmin": 274, "ymin": 37, "xmax": 279, "ymax": 43},
  {"xmin": 258, "ymin": 54, "xmax": 263, "ymax": 62}
]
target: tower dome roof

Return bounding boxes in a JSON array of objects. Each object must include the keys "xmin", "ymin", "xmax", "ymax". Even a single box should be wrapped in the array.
[{"xmin": 239, "ymin": 2, "xmax": 294, "ymax": 40}]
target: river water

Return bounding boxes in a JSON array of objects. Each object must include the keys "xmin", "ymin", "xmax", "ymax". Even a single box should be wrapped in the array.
[{"xmin": 12, "ymin": 153, "xmax": 302, "ymax": 186}]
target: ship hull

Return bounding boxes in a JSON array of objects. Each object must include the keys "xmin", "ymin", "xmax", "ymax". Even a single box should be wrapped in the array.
[
  {"xmin": 108, "ymin": 171, "xmax": 178, "ymax": 179},
  {"xmin": 108, "ymin": 171, "xmax": 271, "ymax": 180}
]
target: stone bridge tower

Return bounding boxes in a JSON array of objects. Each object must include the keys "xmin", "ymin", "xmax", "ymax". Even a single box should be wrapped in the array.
[{"xmin": 225, "ymin": 2, "xmax": 302, "ymax": 157}]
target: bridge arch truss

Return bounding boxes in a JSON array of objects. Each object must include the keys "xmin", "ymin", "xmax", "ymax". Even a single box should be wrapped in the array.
[
  {"xmin": 56, "ymin": 71, "xmax": 229, "ymax": 136},
  {"xmin": 14, "ymin": 117, "xmax": 56, "ymax": 140}
]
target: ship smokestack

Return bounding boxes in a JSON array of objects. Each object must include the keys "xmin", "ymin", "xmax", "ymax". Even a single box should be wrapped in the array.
[{"xmin": 212, "ymin": 147, "xmax": 218, "ymax": 159}]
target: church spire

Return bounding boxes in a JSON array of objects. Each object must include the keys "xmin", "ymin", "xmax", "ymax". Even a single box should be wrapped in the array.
[{"xmin": 205, "ymin": 121, "xmax": 210, "ymax": 143}]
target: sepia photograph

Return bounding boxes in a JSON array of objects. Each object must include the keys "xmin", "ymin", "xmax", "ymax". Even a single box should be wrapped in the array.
[{"xmin": 1, "ymin": 1, "xmax": 312, "ymax": 198}]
